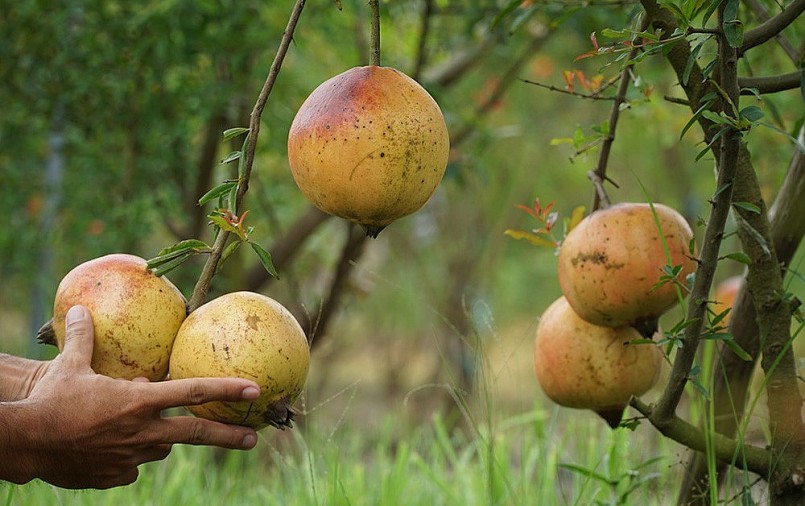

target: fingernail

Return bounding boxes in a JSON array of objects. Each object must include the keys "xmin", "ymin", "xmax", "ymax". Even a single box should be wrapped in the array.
[
  {"xmin": 242, "ymin": 433, "xmax": 257, "ymax": 449},
  {"xmin": 242, "ymin": 386, "xmax": 260, "ymax": 400},
  {"xmin": 66, "ymin": 305, "xmax": 87, "ymax": 322}
]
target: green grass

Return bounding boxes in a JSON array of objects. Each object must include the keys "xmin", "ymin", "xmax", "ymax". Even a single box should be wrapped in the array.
[{"xmin": 2, "ymin": 406, "xmax": 681, "ymax": 506}]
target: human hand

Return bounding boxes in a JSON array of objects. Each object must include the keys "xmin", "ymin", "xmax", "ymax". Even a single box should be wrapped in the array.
[{"xmin": 1, "ymin": 305, "xmax": 261, "ymax": 489}]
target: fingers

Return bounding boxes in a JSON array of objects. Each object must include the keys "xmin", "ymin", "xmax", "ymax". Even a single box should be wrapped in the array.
[
  {"xmin": 142, "ymin": 377, "xmax": 260, "ymax": 410},
  {"xmin": 60, "ymin": 305, "xmax": 95, "ymax": 371},
  {"xmin": 158, "ymin": 416, "xmax": 258, "ymax": 450}
]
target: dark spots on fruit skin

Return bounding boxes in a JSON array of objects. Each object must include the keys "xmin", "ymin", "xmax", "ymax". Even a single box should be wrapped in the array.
[{"xmin": 570, "ymin": 251, "xmax": 625, "ymax": 270}]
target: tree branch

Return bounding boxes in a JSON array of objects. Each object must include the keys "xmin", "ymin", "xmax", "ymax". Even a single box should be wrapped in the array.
[
  {"xmin": 738, "ymin": 70, "xmax": 804, "ymax": 95},
  {"xmin": 740, "ymin": 0, "xmax": 805, "ymax": 55},
  {"xmin": 630, "ymin": 397, "xmax": 773, "ymax": 478},
  {"xmin": 744, "ymin": 0, "xmax": 802, "ymax": 61},
  {"xmin": 412, "ymin": 0, "xmax": 435, "ymax": 81},
  {"xmin": 188, "ymin": 0, "xmax": 307, "ymax": 312}
]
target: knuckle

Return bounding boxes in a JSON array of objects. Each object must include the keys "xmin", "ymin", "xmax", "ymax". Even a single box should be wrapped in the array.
[
  {"xmin": 186, "ymin": 382, "xmax": 208, "ymax": 406},
  {"xmin": 189, "ymin": 419, "xmax": 211, "ymax": 444}
]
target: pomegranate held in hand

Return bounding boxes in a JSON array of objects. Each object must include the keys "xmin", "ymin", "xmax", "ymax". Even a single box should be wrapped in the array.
[
  {"xmin": 169, "ymin": 291, "xmax": 310, "ymax": 430},
  {"xmin": 43, "ymin": 253, "xmax": 187, "ymax": 381}
]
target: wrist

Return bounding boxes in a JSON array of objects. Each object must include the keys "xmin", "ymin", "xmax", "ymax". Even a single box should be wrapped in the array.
[
  {"xmin": 0, "ymin": 354, "xmax": 49, "ymax": 401},
  {"xmin": 0, "ymin": 401, "xmax": 39, "ymax": 485}
]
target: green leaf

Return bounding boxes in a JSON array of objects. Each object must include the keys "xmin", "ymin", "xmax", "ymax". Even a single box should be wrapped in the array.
[
  {"xmin": 148, "ymin": 239, "xmax": 211, "ymax": 268},
  {"xmin": 722, "ymin": 0, "xmax": 743, "ymax": 48},
  {"xmin": 250, "ymin": 241, "xmax": 279, "ymax": 279},
  {"xmin": 683, "ymin": 39, "xmax": 704, "ymax": 86},
  {"xmin": 223, "ymin": 127, "xmax": 249, "ymax": 141},
  {"xmin": 220, "ymin": 151, "xmax": 242, "ymax": 165},
  {"xmin": 712, "ymin": 182, "xmax": 732, "ymax": 199},
  {"xmin": 198, "ymin": 181, "xmax": 237, "ymax": 206},
  {"xmin": 701, "ymin": 110, "xmax": 731, "ymax": 126},
  {"xmin": 724, "ymin": 338, "xmax": 753, "ymax": 361},
  {"xmin": 149, "ymin": 253, "xmax": 193, "ymax": 277},
  {"xmin": 732, "ymin": 201, "xmax": 760, "ymax": 214},
  {"xmin": 739, "ymin": 106, "xmax": 763, "ymax": 123},
  {"xmin": 722, "ymin": 251, "xmax": 752, "ymax": 265},
  {"xmin": 216, "ymin": 239, "xmax": 244, "ymax": 273},
  {"xmin": 558, "ymin": 464, "xmax": 613, "ymax": 485},
  {"xmin": 698, "ymin": 0, "xmax": 720, "ymax": 24}
]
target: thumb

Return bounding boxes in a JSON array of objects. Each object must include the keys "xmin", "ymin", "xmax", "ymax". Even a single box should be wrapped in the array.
[{"xmin": 61, "ymin": 305, "xmax": 95, "ymax": 371}]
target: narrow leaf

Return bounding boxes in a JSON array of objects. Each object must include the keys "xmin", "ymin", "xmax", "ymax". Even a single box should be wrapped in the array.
[
  {"xmin": 732, "ymin": 201, "xmax": 760, "ymax": 214},
  {"xmin": 198, "ymin": 182, "xmax": 237, "ymax": 206},
  {"xmin": 567, "ymin": 206, "xmax": 586, "ymax": 233},
  {"xmin": 216, "ymin": 239, "xmax": 244, "ymax": 273},
  {"xmin": 722, "ymin": 251, "xmax": 752, "ymax": 265},
  {"xmin": 722, "ymin": 0, "xmax": 743, "ymax": 48},
  {"xmin": 223, "ymin": 127, "xmax": 249, "ymax": 141},
  {"xmin": 148, "ymin": 239, "xmax": 211, "ymax": 268},
  {"xmin": 724, "ymin": 338, "xmax": 753, "ymax": 361},
  {"xmin": 504, "ymin": 229, "xmax": 556, "ymax": 248},
  {"xmin": 220, "ymin": 151, "xmax": 242, "ymax": 165},
  {"xmin": 250, "ymin": 241, "xmax": 279, "ymax": 279},
  {"xmin": 150, "ymin": 251, "xmax": 194, "ymax": 277}
]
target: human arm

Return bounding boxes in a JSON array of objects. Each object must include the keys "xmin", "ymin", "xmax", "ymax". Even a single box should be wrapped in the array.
[{"xmin": 0, "ymin": 305, "xmax": 261, "ymax": 489}]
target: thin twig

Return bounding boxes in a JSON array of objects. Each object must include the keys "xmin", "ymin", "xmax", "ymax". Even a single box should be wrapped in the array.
[
  {"xmin": 590, "ymin": 16, "xmax": 649, "ymax": 211},
  {"xmin": 188, "ymin": 0, "xmax": 307, "ymax": 312},
  {"xmin": 368, "ymin": 0, "xmax": 381, "ymax": 66},
  {"xmin": 520, "ymin": 78, "xmax": 618, "ymax": 101}
]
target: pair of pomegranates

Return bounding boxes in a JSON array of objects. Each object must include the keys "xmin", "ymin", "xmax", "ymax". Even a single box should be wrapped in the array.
[
  {"xmin": 534, "ymin": 202, "xmax": 697, "ymax": 427},
  {"xmin": 40, "ymin": 254, "xmax": 310, "ymax": 430}
]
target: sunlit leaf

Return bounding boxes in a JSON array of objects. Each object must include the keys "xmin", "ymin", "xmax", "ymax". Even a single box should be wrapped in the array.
[
  {"xmin": 504, "ymin": 229, "xmax": 556, "ymax": 248},
  {"xmin": 567, "ymin": 205, "xmax": 586, "ymax": 232}
]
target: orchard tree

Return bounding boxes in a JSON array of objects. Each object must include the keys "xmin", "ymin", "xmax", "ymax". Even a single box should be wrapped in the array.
[{"xmin": 506, "ymin": 0, "xmax": 804, "ymax": 503}]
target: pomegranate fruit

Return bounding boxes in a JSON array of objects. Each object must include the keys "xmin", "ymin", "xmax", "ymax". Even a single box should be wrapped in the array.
[
  {"xmin": 40, "ymin": 253, "xmax": 187, "ymax": 381},
  {"xmin": 534, "ymin": 296, "xmax": 663, "ymax": 427},
  {"xmin": 557, "ymin": 202, "xmax": 696, "ymax": 328},
  {"xmin": 287, "ymin": 65, "xmax": 450, "ymax": 237},
  {"xmin": 168, "ymin": 291, "xmax": 310, "ymax": 430},
  {"xmin": 712, "ymin": 276, "xmax": 743, "ymax": 325}
]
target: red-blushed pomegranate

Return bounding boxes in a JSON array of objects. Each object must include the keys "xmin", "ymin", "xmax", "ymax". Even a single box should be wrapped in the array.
[
  {"xmin": 168, "ymin": 291, "xmax": 310, "ymax": 430},
  {"xmin": 44, "ymin": 254, "xmax": 187, "ymax": 381},
  {"xmin": 557, "ymin": 202, "xmax": 697, "ymax": 328},
  {"xmin": 534, "ymin": 296, "xmax": 663, "ymax": 427},
  {"xmin": 287, "ymin": 65, "xmax": 450, "ymax": 238}
]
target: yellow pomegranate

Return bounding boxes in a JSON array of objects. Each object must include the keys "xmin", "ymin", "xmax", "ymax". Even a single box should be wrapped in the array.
[
  {"xmin": 169, "ymin": 291, "xmax": 310, "ymax": 430},
  {"xmin": 557, "ymin": 202, "xmax": 697, "ymax": 328},
  {"xmin": 287, "ymin": 65, "xmax": 450, "ymax": 237},
  {"xmin": 44, "ymin": 253, "xmax": 187, "ymax": 381},
  {"xmin": 534, "ymin": 296, "xmax": 663, "ymax": 427}
]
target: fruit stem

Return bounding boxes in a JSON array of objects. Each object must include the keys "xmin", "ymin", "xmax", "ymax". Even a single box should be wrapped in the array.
[{"xmin": 368, "ymin": 0, "xmax": 381, "ymax": 66}]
